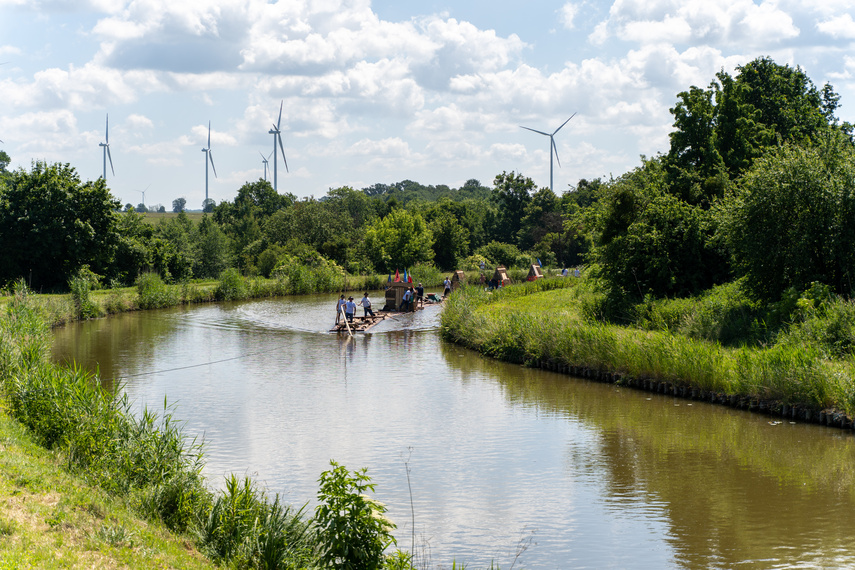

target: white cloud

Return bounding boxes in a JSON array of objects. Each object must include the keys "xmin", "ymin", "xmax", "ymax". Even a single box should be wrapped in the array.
[
  {"xmin": 560, "ymin": 3, "xmax": 580, "ymax": 30},
  {"xmin": 592, "ymin": 0, "xmax": 799, "ymax": 47},
  {"xmin": 817, "ymin": 14, "xmax": 855, "ymax": 39}
]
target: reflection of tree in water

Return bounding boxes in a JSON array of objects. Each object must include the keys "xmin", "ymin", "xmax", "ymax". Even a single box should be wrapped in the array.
[{"xmin": 439, "ymin": 341, "xmax": 855, "ymax": 567}]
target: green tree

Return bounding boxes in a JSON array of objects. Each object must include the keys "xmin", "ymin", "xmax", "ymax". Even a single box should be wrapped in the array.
[
  {"xmin": 725, "ymin": 133, "xmax": 855, "ymax": 301},
  {"xmin": 193, "ymin": 215, "xmax": 233, "ymax": 278},
  {"xmin": 587, "ymin": 157, "xmax": 726, "ymax": 301},
  {"xmin": 665, "ymin": 85, "xmax": 728, "ymax": 205},
  {"xmin": 172, "ymin": 197, "xmax": 186, "ymax": 213},
  {"xmin": 428, "ymin": 209, "xmax": 469, "ymax": 270},
  {"xmin": 492, "ymin": 171, "xmax": 535, "ymax": 242},
  {"xmin": 0, "ymin": 161, "xmax": 121, "ymax": 289},
  {"xmin": 363, "ymin": 208, "xmax": 434, "ymax": 272}
]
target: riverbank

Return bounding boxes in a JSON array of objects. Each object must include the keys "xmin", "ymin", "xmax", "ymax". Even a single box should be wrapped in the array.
[
  {"xmin": 0, "ymin": 404, "xmax": 216, "ymax": 569},
  {"xmin": 440, "ymin": 277, "xmax": 855, "ymax": 427}
]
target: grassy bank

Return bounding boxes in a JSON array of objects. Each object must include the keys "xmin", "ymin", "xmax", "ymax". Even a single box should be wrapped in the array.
[
  {"xmin": 0, "ymin": 404, "xmax": 216, "ymax": 569},
  {"xmin": 440, "ymin": 277, "xmax": 855, "ymax": 420},
  {"xmin": 0, "ymin": 263, "xmax": 464, "ymax": 328}
]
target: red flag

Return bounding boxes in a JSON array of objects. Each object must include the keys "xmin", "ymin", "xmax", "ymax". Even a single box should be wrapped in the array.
[{"xmin": 394, "ymin": 269, "xmax": 400, "ymax": 282}]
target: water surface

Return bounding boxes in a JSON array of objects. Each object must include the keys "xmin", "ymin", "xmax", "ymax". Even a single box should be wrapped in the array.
[{"xmin": 52, "ymin": 294, "xmax": 855, "ymax": 568}]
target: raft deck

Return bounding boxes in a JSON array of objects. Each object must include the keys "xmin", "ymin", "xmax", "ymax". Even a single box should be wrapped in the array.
[{"xmin": 330, "ymin": 311, "xmax": 396, "ymax": 333}]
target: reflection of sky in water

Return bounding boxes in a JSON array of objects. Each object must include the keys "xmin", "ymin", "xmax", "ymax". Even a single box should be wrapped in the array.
[{"xmin": 51, "ymin": 294, "xmax": 855, "ymax": 569}]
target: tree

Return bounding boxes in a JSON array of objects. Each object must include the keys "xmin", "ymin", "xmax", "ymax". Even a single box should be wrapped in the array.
[
  {"xmin": 492, "ymin": 171, "xmax": 535, "ymax": 242},
  {"xmin": 136, "ymin": 203, "xmax": 148, "ymax": 213},
  {"xmin": 0, "ymin": 150, "xmax": 10, "ymax": 175},
  {"xmin": 428, "ymin": 209, "xmax": 469, "ymax": 270},
  {"xmin": 665, "ymin": 85, "xmax": 727, "ymax": 206},
  {"xmin": 0, "ymin": 161, "xmax": 121, "ymax": 289},
  {"xmin": 202, "ymin": 198, "xmax": 216, "ymax": 213},
  {"xmin": 587, "ymin": 157, "xmax": 726, "ymax": 301},
  {"xmin": 363, "ymin": 208, "xmax": 433, "ymax": 272},
  {"xmin": 725, "ymin": 133, "xmax": 855, "ymax": 300},
  {"xmin": 172, "ymin": 197, "xmax": 186, "ymax": 213}
]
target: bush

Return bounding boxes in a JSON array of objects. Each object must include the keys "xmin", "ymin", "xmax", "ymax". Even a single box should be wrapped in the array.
[
  {"xmin": 68, "ymin": 270, "xmax": 101, "ymax": 320},
  {"xmin": 315, "ymin": 461, "xmax": 397, "ymax": 570},
  {"xmin": 474, "ymin": 242, "xmax": 529, "ymax": 269},
  {"xmin": 214, "ymin": 268, "xmax": 248, "ymax": 301},
  {"xmin": 136, "ymin": 272, "xmax": 179, "ymax": 309}
]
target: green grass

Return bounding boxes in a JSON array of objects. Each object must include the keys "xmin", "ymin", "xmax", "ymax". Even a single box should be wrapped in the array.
[
  {"xmin": 441, "ymin": 277, "xmax": 855, "ymax": 416},
  {"xmin": 0, "ymin": 405, "xmax": 216, "ymax": 569}
]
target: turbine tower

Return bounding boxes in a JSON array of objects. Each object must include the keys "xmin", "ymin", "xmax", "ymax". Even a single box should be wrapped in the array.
[
  {"xmin": 99, "ymin": 114, "xmax": 115, "ymax": 180},
  {"xmin": 268, "ymin": 100, "xmax": 288, "ymax": 191},
  {"xmin": 135, "ymin": 184, "xmax": 150, "ymax": 210},
  {"xmin": 202, "ymin": 121, "xmax": 217, "ymax": 204},
  {"xmin": 520, "ymin": 113, "xmax": 576, "ymax": 192},
  {"xmin": 260, "ymin": 151, "xmax": 272, "ymax": 181}
]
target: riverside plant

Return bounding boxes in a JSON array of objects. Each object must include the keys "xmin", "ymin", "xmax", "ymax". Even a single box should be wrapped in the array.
[{"xmin": 441, "ymin": 279, "xmax": 855, "ymax": 415}]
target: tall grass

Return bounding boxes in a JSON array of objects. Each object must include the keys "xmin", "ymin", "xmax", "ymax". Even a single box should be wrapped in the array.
[
  {"xmin": 137, "ymin": 272, "xmax": 180, "ymax": 309},
  {"xmin": 441, "ymin": 279, "xmax": 855, "ymax": 414}
]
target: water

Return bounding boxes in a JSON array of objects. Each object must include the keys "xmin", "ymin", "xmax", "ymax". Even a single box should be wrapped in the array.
[{"xmin": 52, "ymin": 294, "xmax": 855, "ymax": 568}]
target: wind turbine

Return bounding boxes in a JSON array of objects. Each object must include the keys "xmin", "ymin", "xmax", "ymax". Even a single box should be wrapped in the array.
[
  {"xmin": 99, "ymin": 114, "xmax": 114, "ymax": 180},
  {"xmin": 267, "ymin": 100, "xmax": 288, "ymax": 191},
  {"xmin": 202, "ymin": 121, "xmax": 217, "ymax": 204},
  {"xmin": 520, "ymin": 113, "xmax": 576, "ymax": 192},
  {"xmin": 135, "ymin": 184, "xmax": 150, "ymax": 210},
  {"xmin": 260, "ymin": 150, "xmax": 272, "ymax": 181}
]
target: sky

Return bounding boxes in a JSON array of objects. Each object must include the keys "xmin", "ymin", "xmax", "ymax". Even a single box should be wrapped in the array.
[{"xmin": 1, "ymin": 0, "xmax": 854, "ymax": 211}]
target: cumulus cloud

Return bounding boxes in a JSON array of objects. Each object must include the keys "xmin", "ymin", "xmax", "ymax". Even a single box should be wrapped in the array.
[
  {"xmin": 592, "ymin": 0, "xmax": 799, "ymax": 47},
  {"xmin": 817, "ymin": 14, "xmax": 855, "ymax": 39},
  {"xmin": 560, "ymin": 3, "xmax": 580, "ymax": 30}
]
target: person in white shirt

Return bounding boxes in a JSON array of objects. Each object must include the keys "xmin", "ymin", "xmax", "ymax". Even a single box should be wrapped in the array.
[{"xmin": 358, "ymin": 292, "xmax": 375, "ymax": 317}]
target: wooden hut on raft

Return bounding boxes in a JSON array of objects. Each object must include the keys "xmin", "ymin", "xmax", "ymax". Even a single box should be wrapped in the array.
[
  {"xmin": 526, "ymin": 264, "xmax": 544, "ymax": 281},
  {"xmin": 450, "ymin": 270, "xmax": 466, "ymax": 290},
  {"xmin": 383, "ymin": 280, "xmax": 414, "ymax": 312}
]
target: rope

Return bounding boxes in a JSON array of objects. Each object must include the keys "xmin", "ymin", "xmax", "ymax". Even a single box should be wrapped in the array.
[{"xmin": 104, "ymin": 346, "xmax": 284, "ymax": 382}]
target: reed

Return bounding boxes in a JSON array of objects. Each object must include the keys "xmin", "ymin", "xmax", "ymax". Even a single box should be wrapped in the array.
[{"xmin": 441, "ymin": 279, "xmax": 855, "ymax": 414}]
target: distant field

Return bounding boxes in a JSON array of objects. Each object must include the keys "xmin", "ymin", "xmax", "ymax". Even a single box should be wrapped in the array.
[{"xmin": 141, "ymin": 211, "xmax": 207, "ymax": 224}]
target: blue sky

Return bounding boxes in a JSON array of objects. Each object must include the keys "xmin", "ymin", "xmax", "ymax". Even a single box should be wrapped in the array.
[{"xmin": 1, "ymin": 0, "xmax": 853, "ymax": 210}]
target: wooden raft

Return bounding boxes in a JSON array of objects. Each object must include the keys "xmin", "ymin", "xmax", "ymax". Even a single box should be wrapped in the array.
[{"xmin": 330, "ymin": 311, "xmax": 395, "ymax": 333}]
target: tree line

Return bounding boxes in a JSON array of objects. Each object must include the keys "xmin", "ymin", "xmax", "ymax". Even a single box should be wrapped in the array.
[{"xmin": 2, "ymin": 57, "xmax": 854, "ymax": 312}]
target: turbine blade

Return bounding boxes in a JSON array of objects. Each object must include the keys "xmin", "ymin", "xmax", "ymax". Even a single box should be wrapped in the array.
[
  {"xmin": 552, "ymin": 137, "xmax": 561, "ymax": 168},
  {"xmin": 278, "ymin": 133, "xmax": 288, "ymax": 173},
  {"xmin": 107, "ymin": 146, "xmax": 115, "ymax": 176},
  {"xmin": 209, "ymin": 151, "xmax": 217, "ymax": 178},
  {"xmin": 277, "ymin": 100, "xmax": 283, "ymax": 129},
  {"xmin": 520, "ymin": 126, "xmax": 550, "ymax": 136},
  {"xmin": 267, "ymin": 150, "xmax": 274, "ymax": 160},
  {"xmin": 259, "ymin": 151, "xmax": 266, "ymax": 160},
  {"xmin": 105, "ymin": 114, "xmax": 109, "ymax": 143},
  {"xmin": 553, "ymin": 112, "xmax": 577, "ymax": 135},
  {"xmin": 207, "ymin": 121, "xmax": 211, "ymax": 148}
]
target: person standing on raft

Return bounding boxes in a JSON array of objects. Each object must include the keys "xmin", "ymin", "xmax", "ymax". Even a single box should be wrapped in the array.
[
  {"xmin": 335, "ymin": 294, "xmax": 346, "ymax": 324},
  {"xmin": 358, "ymin": 292, "xmax": 375, "ymax": 317},
  {"xmin": 344, "ymin": 297, "xmax": 357, "ymax": 322}
]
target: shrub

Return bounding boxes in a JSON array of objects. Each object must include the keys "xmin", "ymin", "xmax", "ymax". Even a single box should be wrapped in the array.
[
  {"xmin": 136, "ymin": 272, "xmax": 179, "ymax": 309},
  {"xmin": 474, "ymin": 242, "xmax": 529, "ymax": 269},
  {"xmin": 214, "ymin": 268, "xmax": 248, "ymax": 301},
  {"xmin": 315, "ymin": 461, "xmax": 397, "ymax": 570},
  {"xmin": 68, "ymin": 270, "xmax": 101, "ymax": 320}
]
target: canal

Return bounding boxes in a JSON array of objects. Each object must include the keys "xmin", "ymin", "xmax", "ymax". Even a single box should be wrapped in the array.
[{"xmin": 52, "ymin": 294, "xmax": 855, "ymax": 568}]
